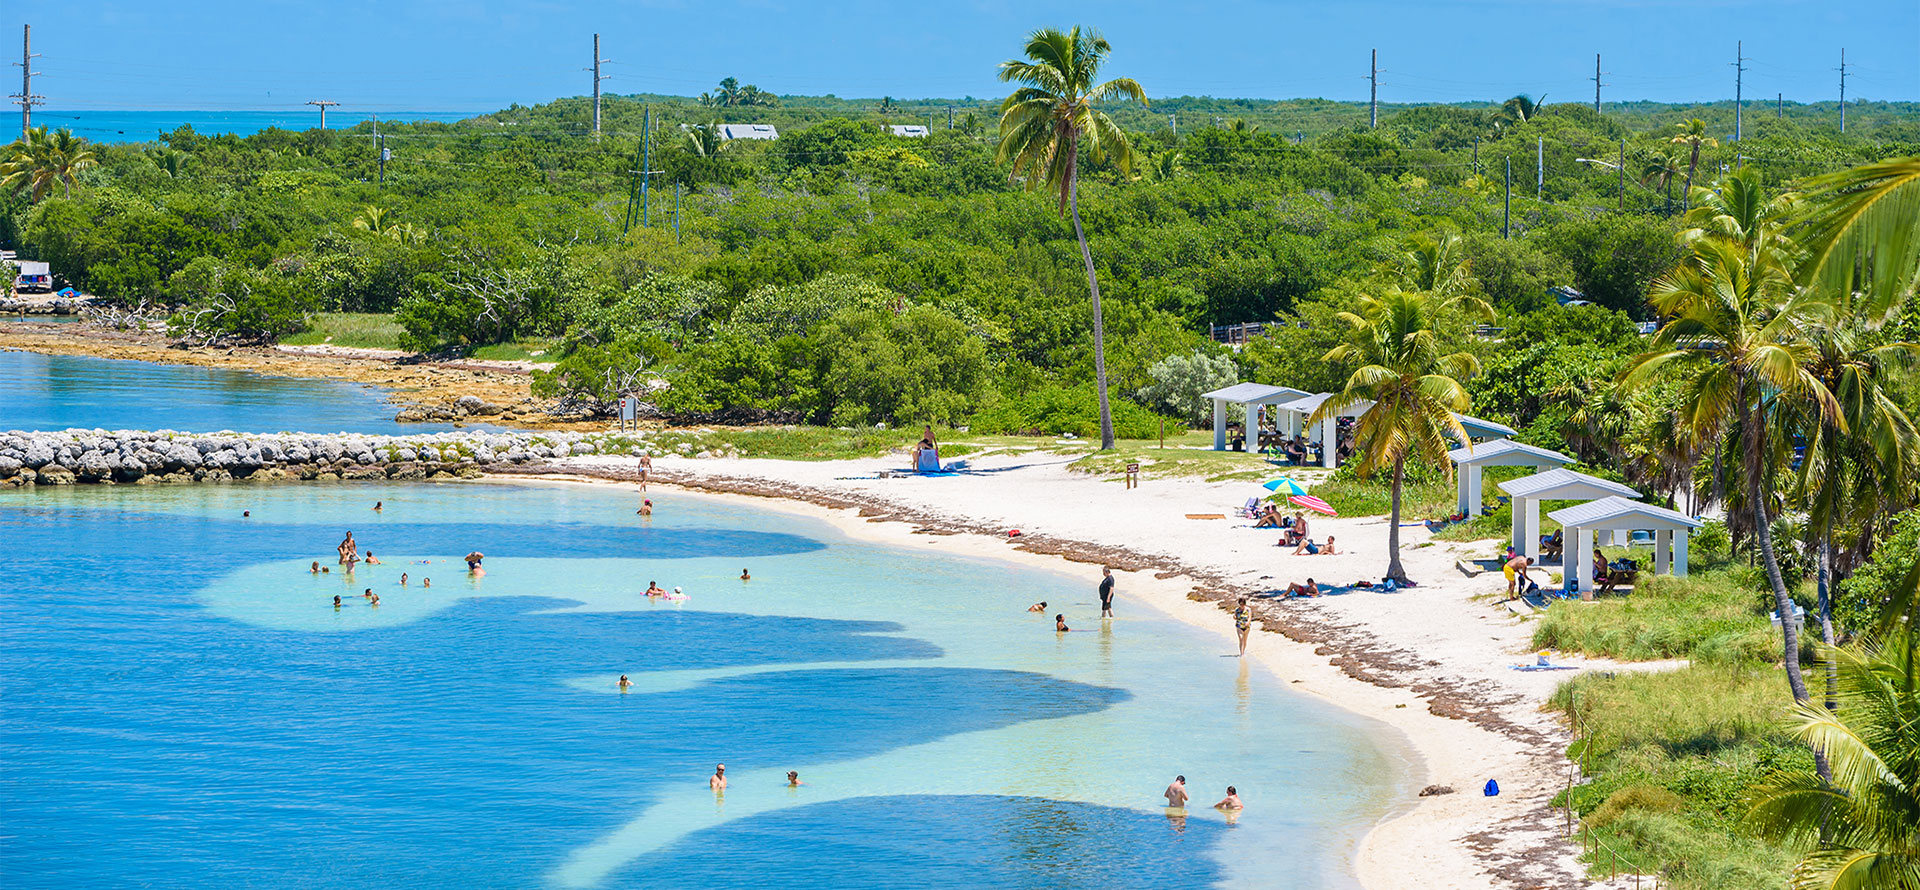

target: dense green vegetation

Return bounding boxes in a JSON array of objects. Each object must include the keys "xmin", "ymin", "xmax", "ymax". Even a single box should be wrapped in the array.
[{"xmin": 3, "ymin": 47, "xmax": 1919, "ymax": 887}]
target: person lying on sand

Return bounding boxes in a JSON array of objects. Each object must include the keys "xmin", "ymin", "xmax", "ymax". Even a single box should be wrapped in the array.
[
  {"xmin": 1027, "ymin": 601, "xmax": 1047, "ymax": 613},
  {"xmin": 1213, "ymin": 786, "xmax": 1244, "ymax": 810},
  {"xmin": 1286, "ymin": 579, "xmax": 1320, "ymax": 597}
]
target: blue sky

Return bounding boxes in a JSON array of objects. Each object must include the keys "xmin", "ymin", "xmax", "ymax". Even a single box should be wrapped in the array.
[{"xmin": 5, "ymin": 1, "xmax": 1915, "ymax": 111}]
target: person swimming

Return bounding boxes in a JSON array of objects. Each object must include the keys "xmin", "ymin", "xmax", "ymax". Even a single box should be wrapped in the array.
[
  {"xmin": 322, "ymin": 567, "xmax": 331, "ymax": 574},
  {"xmin": 644, "ymin": 581, "xmax": 665, "ymax": 597},
  {"xmin": 421, "ymin": 578, "xmax": 430, "ymax": 588},
  {"xmin": 740, "ymin": 569, "xmax": 751, "ymax": 581},
  {"xmin": 333, "ymin": 595, "xmax": 342, "ymax": 608},
  {"xmin": 243, "ymin": 511, "xmax": 250, "ymax": 517},
  {"xmin": 310, "ymin": 561, "xmax": 321, "ymax": 574},
  {"xmin": 617, "ymin": 675, "xmax": 632, "ymax": 691},
  {"xmin": 1027, "ymin": 601, "xmax": 1048, "ymax": 613},
  {"xmin": 786, "ymin": 771, "xmax": 802, "ymax": 787},
  {"xmin": 637, "ymin": 499, "xmax": 653, "ymax": 516},
  {"xmin": 373, "ymin": 501, "xmax": 382, "ymax": 512},
  {"xmin": 365, "ymin": 552, "xmax": 381, "ymax": 565},
  {"xmin": 362, "ymin": 588, "xmax": 373, "ymax": 600},
  {"xmin": 1213, "ymin": 786, "xmax": 1244, "ymax": 810},
  {"xmin": 399, "ymin": 572, "xmax": 408, "ymax": 586},
  {"xmin": 665, "ymin": 586, "xmax": 688, "ymax": 601},
  {"xmin": 1055, "ymin": 614, "xmax": 1070, "ymax": 632},
  {"xmin": 369, "ymin": 592, "xmax": 380, "ymax": 606}
]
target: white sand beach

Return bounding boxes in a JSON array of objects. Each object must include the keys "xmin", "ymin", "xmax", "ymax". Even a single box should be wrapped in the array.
[{"xmin": 528, "ymin": 448, "xmax": 1674, "ymax": 890}]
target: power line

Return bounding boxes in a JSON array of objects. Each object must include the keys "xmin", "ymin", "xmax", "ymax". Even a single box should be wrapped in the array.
[
  {"xmin": 1369, "ymin": 48, "xmax": 1378, "ymax": 128},
  {"xmin": 588, "ymin": 33, "xmax": 613, "ymax": 137},
  {"xmin": 1592, "ymin": 54, "xmax": 1607, "ymax": 115},
  {"xmin": 1837, "ymin": 48, "xmax": 1848, "ymax": 133},
  {"xmin": 1732, "ymin": 40, "xmax": 1749, "ymax": 143}
]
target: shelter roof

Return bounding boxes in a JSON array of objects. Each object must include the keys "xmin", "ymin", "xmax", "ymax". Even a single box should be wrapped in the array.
[
  {"xmin": 1201, "ymin": 383, "xmax": 1310, "ymax": 405},
  {"xmin": 1448, "ymin": 438, "xmax": 1575, "ymax": 467},
  {"xmin": 1547, "ymin": 496, "xmax": 1703, "ymax": 530},
  {"xmin": 1498, "ymin": 467, "xmax": 1640, "ymax": 500}
]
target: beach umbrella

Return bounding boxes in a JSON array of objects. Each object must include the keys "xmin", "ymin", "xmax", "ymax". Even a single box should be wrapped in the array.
[
  {"xmin": 1289, "ymin": 494, "xmax": 1337, "ymax": 516},
  {"xmin": 1262, "ymin": 477, "xmax": 1309, "ymax": 496}
]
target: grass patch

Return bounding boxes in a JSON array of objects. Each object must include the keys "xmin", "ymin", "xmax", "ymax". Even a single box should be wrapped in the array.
[
  {"xmin": 282, "ymin": 312, "xmax": 406, "ymax": 350},
  {"xmin": 470, "ymin": 339, "xmax": 556, "ymax": 362},
  {"xmin": 1310, "ymin": 471, "xmax": 1454, "ymax": 519},
  {"xmin": 1531, "ymin": 567, "xmax": 1778, "ymax": 663},
  {"xmin": 1550, "ymin": 664, "xmax": 1807, "ymax": 889},
  {"xmin": 1070, "ymin": 432, "xmax": 1307, "ymax": 482}
]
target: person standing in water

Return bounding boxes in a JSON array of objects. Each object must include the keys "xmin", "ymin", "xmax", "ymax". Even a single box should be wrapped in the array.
[
  {"xmin": 1213, "ymin": 786, "xmax": 1244, "ymax": 810},
  {"xmin": 637, "ymin": 499, "xmax": 653, "ymax": 516},
  {"xmin": 1233, "ymin": 597, "xmax": 1252, "ymax": 656},
  {"xmin": 373, "ymin": 501, "xmax": 383, "ymax": 512},
  {"xmin": 1163, "ymin": 776, "xmax": 1189, "ymax": 808},
  {"xmin": 617, "ymin": 675, "xmax": 631, "ymax": 692},
  {"xmin": 710, "ymin": 764, "xmax": 727, "ymax": 792},
  {"xmin": 1055, "ymin": 614, "xmax": 1071, "ymax": 633},
  {"xmin": 1098, "ymin": 567, "xmax": 1116, "ymax": 619},
  {"xmin": 786, "ymin": 771, "xmax": 803, "ymax": 787},
  {"xmin": 740, "ymin": 569, "xmax": 751, "ymax": 581},
  {"xmin": 338, "ymin": 532, "xmax": 359, "ymax": 568}
]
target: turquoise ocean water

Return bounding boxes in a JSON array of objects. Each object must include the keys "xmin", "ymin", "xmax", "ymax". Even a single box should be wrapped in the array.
[
  {"xmin": 34, "ymin": 109, "xmax": 477, "ymax": 143},
  {"xmin": 0, "ymin": 360, "xmax": 1411, "ymax": 888}
]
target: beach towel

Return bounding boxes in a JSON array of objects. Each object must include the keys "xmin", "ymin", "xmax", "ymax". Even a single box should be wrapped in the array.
[{"xmin": 914, "ymin": 448, "xmax": 941, "ymax": 473}]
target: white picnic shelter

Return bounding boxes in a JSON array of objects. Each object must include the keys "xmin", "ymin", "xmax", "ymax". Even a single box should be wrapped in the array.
[
  {"xmin": 1272, "ymin": 392, "xmax": 1373, "ymax": 467},
  {"xmin": 1454, "ymin": 414, "xmax": 1518, "ymax": 442},
  {"xmin": 1202, "ymin": 383, "xmax": 1310, "ymax": 452},
  {"xmin": 1497, "ymin": 468, "xmax": 1640, "ymax": 560},
  {"xmin": 1449, "ymin": 439, "xmax": 1576, "ymax": 516},
  {"xmin": 1547, "ymin": 496, "xmax": 1703, "ymax": 596}
]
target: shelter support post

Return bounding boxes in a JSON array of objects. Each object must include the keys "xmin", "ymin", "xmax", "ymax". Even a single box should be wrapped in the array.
[
  {"xmin": 1655, "ymin": 529, "xmax": 1671, "ymax": 574},
  {"xmin": 1674, "ymin": 532, "xmax": 1689, "ymax": 577},
  {"xmin": 1572, "ymin": 525, "xmax": 1595, "ymax": 599},
  {"xmin": 1213, "ymin": 400, "xmax": 1226, "ymax": 451},
  {"xmin": 1517, "ymin": 497, "xmax": 1539, "ymax": 558},
  {"xmin": 1319, "ymin": 416, "xmax": 1337, "ymax": 468},
  {"xmin": 1245, "ymin": 403, "xmax": 1261, "ymax": 452}
]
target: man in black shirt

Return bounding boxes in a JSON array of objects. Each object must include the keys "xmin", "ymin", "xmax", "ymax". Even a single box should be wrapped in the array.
[{"xmin": 1098, "ymin": 567, "xmax": 1115, "ymax": 619}]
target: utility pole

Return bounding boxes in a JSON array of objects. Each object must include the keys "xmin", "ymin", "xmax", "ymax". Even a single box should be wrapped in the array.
[
  {"xmin": 1732, "ymin": 40, "xmax": 1747, "ymax": 141},
  {"xmin": 1837, "ymin": 48, "xmax": 1848, "ymax": 133},
  {"xmin": 588, "ymin": 33, "xmax": 612, "ymax": 137},
  {"xmin": 1777, "ymin": 92, "xmax": 1783, "ymax": 118},
  {"xmin": 674, "ymin": 181, "xmax": 682, "ymax": 243},
  {"xmin": 1592, "ymin": 53, "xmax": 1605, "ymax": 115},
  {"xmin": 1536, "ymin": 136, "xmax": 1543, "ymax": 200},
  {"xmin": 1503, "ymin": 157, "xmax": 1511, "ymax": 239},
  {"xmin": 1369, "ymin": 48, "xmax": 1378, "ymax": 128},
  {"xmin": 640, "ymin": 106, "xmax": 652, "ymax": 226},
  {"xmin": 1472, "ymin": 134, "xmax": 1479, "ymax": 175},
  {"xmin": 10, "ymin": 24, "xmax": 44, "ymax": 140},
  {"xmin": 1169, "ymin": 112, "xmax": 1176, "ymax": 135},
  {"xmin": 946, "ymin": 104, "xmax": 953, "ymax": 129},
  {"xmin": 306, "ymin": 99, "xmax": 339, "ymax": 129}
]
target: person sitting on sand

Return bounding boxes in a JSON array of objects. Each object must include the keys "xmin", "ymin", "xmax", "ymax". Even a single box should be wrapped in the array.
[
  {"xmin": 1291, "ymin": 536, "xmax": 1321, "ymax": 555},
  {"xmin": 1213, "ymin": 786, "xmax": 1244, "ymax": 810},
  {"xmin": 1027, "ymin": 601, "xmax": 1047, "ymax": 613},
  {"xmin": 1280, "ymin": 513, "xmax": 1308, "ymax": 547},
  {"xmin": 338, "ymin": 532, "xmax": 359, "ymax": 566},
  {"xmin": 740, "ymin": 569, "xmax": 751, "ymax": 581},
  {"xmin": 365, "ymin": 552, "xmax": 380, "ymax": 565},
  {"xmin": 1253, "ymin": 505, "xmax": 1282, "ymax": 528},
  {"xmin": 617, "ymin": 675, "xmax": 632, "ymax": 691},
  {"xmin": 787, "ymin": 771, "xmax": 803, "ymax": 787},
  {"xmin": 1320, "ymin": 536, "xmax": 1338, "ymax": 556},
  {"xmin": 710, "ymin": 764, "xmax": 727, "ymax": 792},
  {"xmin": 637, "ymin": 499, "xmax": 653, "ymax": 516},
  {"xmin": 1055, "ymin": 614, "xmax": 1070, "ymax": 633}
]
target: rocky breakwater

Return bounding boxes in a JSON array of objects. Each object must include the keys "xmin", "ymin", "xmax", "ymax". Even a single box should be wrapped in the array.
[{"xmin": 0, "ymin": 429, "xmax": 619, "ymax": 487}]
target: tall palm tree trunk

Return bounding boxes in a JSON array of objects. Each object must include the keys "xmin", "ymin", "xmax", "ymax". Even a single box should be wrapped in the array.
[
  {"xmin": 1748, "ymin": 401, "xmax": 1810, "ymax": 707},
  {"xmin": 1682, "ymin": 143, "xmax": 1700, "ymax": 211},
  {"xmin": 1066, "ymin": 146, "xmax": 1116, "ymax": 450},
  {"xmin": 1386, "ymin": 456, "xmax": 1408, "ymax": 584}
]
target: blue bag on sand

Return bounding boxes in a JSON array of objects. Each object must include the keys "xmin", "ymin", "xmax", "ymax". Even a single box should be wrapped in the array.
[{"xmin": 1483, "ymin": 779, "xmax": 1500, "ymax": 797}]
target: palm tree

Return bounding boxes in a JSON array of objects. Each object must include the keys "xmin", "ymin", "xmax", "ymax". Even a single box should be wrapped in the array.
[
  {"xmin": 1680, "ymin": 167, "xmax": 1788, "ymax": 251},
  {"xmin": 1496, "ymin": 93, "xmax": 1546, "ymax": 126},
  {"xmin": 1793, "ymin": 327, "xmax": 1918, "ymax": 701},
  {"xmin": 1144, "ymin": 148, "xmax": 1183, "ymax": 182},
  {"xmin": 1227, "ymin": 118, "xmax": 1258, "ymax": 134},
  {"xmin": 1749, "ymin": 634, "xmax": 1920, "ymax": 890},
  {"xmin": 1309, "ymin": 289, "xmax": 1480, "ymax": 584},
  {"xmin": 1641, "ymin": 149, "xmax": 1685, "ymax": 213},
  {"xmin": 715, "ymin": 77, "xmax": 743, "ymax": 107},
  {"xmin": 0, "ymin": 126, "xmax": 98, "ymax": 201},
  {"xmin": 1626, "ymin": 236, "xmax": 1839, "ymax": 706},
  {"xmin": 996, "ymin": 25, "xmax": 1145, "ymax": 451},
  {"xmin": 1793, "ymin": 156, "xmax": 1920, "ymax": 323},
  {"xmin": 686, "ymin": 121, "xmax": 726, "ymax": 158},
  {"xmin": 352, "ymin": 205, "xmax": 392, "ymax": 234},
  {"xmin": 1668, "ymin": 118, "xmax": 1718, "ymax": 211},
  {"xmin": 1392, "ymin": 231, "xmax": 1478, "ymax": 303}
]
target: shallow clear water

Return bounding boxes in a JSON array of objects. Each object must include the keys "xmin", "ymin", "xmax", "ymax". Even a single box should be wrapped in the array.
[
  {"xmin": 0, "ymin": 351, "xmax": 485, "ymax": 434},
  {"xmin": 36, "ymin": 109, "xmax": 478, "ymax": 143},
  {"xmin": 0, "ymin": 481, "xmax": 1408, "ymax": 889}
]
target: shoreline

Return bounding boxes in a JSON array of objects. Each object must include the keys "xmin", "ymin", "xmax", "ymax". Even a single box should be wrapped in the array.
[
  {"xmin": 0, "ymin": 320, "xmax": 598, "ymax": 431},
  {"xmin": 488, "ymin": 460, "xmax": 1612, "ymax": 890}
]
